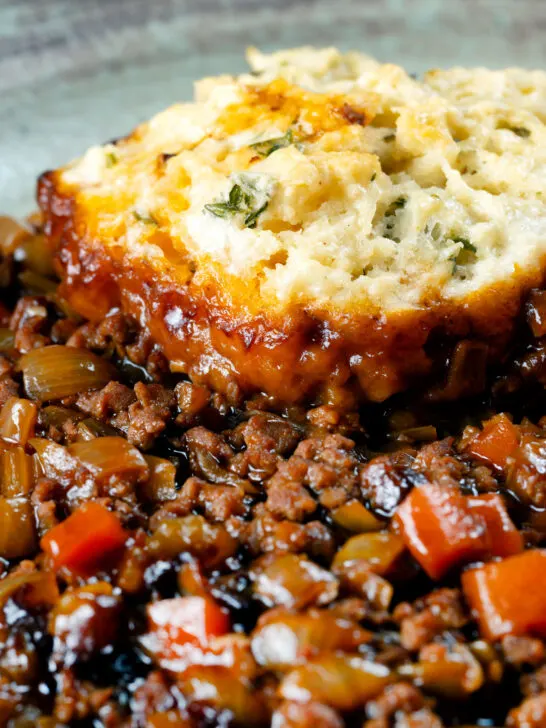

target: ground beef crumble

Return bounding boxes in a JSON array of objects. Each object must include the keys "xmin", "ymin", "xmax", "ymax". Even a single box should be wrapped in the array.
[{"xmin": 2, "ymin": 224, "xmax": 546, "ymax": 726}]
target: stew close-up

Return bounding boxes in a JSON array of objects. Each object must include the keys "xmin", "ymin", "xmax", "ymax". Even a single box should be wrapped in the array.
[{"xmin": 1, "ymin": 215, "xmax": 546, "ymax": 727}]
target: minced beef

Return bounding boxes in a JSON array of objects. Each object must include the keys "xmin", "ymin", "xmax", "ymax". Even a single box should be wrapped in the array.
[{"xmin": 3, "ymin": 222, "xmax": 546, "ymax": 727}]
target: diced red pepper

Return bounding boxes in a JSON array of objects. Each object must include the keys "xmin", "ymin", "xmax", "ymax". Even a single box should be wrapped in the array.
[
  {"xmin": 467, "ymin": 414, "xmax": 519, "ymax": 471},
  {"xmin": 41, "ymin": 501, "xmax": 127, "ymax": 574},
  {"xmin": 467, "ymin": 494, "xmax": 523, "ymax": 558},
  {"xmin": 394, "ymin": 483, "xmax": 486, "ymax": 579},
  {"xmin": 147, "ymin": 596, "xmax": 230, "ymax": 661},
  {"xmin": 462, "ymin": 550, "xmax": 546, "ymax": 641}
]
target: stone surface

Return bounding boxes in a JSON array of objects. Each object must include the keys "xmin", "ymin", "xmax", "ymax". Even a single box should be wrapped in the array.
[{"xmin": 0, "ymin": 0, "xmax": 544, "ymax": 215}]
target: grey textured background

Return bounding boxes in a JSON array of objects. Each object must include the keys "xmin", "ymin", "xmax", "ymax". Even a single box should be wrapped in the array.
[{"xmin": 1, "ymin": 0, "xmax": 544, "ymax": 216}]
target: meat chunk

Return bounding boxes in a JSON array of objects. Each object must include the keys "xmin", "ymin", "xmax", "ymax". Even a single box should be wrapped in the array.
[
  {"xmin": 363, "ymin": 683, "xmax": 443, "ymax": 728},
  {"xmin": 265, "ymin": 478, "xmax": 317, "ymax": 521},
  {"xmin": 394, "ymin": 589, "xmax": 468, "ymax": 651},
  {"xmin": 272, "ymin": 701, "xmax": 344, "ymax": 728},
  {"xmin": 10, "ymin": 296, "xmax": 49, "ymax": 353},
  {"xmin": 76, "ymin": 380, "xmax": 136, "ymax": 420},
  {"xmin": 151, "ymin": 476, "xmax": 246, "ymax": 524},
  {"xmin": 175, "ymin": 380, "xmax": 210, "ymax": 427},
  {"xmin": 365, "ymin": 681, "xmax": 425, "ymax": 719},
  {"xmin": 502, "ymin": 635, "xmax": 545, "ymax": 667},
  {"xmin": 508, "ymin": 693, "xmax": 546, "ymax": 728},
  {"xmin": 232, "ymin": 509, "xmax": 335, "ymax": 561},
  {"xmin": 114, "ymin": 382, "xmax": 175, "ymax": 450},
  {"xmin": 359, "ymin": 454, "xmax": 417, "ymax": 517},
  {"xmin": 508, "ymin": 431, "xmax": 546, "ymax": 507}
]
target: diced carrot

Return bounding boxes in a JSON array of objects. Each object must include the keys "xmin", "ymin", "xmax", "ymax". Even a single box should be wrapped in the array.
[
  {"xmin": 467, "ymin": 413, "xmax": 519, "ymax": 471},
  {"xmin": 147, "ymin": 596, "xmax": 230, "ymax": 661},
  {"xmin": 41, "ymin": 501, "xmax": 127, "ymax": 574},
  {"xmin": 467, "ymin": 494, "xmax": 523, "ymax": 558},
  {"xmin": 462, "ymin": 550, "xmax": 546, "ymax": 641},
  {"xmin": 394, "ymin": 483, "xmax": 486, "ymax": 579}
]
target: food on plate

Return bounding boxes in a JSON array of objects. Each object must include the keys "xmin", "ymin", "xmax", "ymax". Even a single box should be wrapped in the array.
[
  {"xmin": 1, "ymin": 47, "xmax": 546, "ymax": 727},
  {"xmin": 39, "ymin": 48, "xmax": 546, "ymax": 404}
]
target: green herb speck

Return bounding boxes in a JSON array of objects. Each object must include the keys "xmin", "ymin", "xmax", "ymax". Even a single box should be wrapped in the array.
[
  {"xmin": 451, "ymin": 236, "xmax": 477, "ymax": 253},
  {"xmin": 133, "ymin": 211, "xmax": 158, "ymax": 225},
  {"xmin": 251, "ymin": 129, "xmax": 294, "ymax": 158},
  {"xmin": 430, "ymin": 223, "xmax": 442, "ymax": 241},
  {"xmin": 449, "ymin": 235, "xmax": 477, "ymax": 274},
  {"xmin": 244, "ymin": 203, "xmax": 269, "ymax": 229},
  {"xmin": 383, "ymin": 197, "xmax": 407, "ymax": 242},
  {"xmin": 204, "ymin": 176, "xmax": 271, "ymax": 229},
  {"xmin": 510, "ymin": 126, "xmax": 531, "ymax": 138},
  {"xmin": 105, "ymin": 152, "xmax": 118, "ymax": 168},
  {"xmin": 386, "ymin": 197, "xmax": 406, "ymax": 214},
  {"xmin": 204, "ymin": 184, "xmax": 248, "ymax": 219}
]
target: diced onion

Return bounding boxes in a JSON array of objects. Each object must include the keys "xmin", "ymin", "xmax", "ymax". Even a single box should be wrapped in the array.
[
  {"xmin": 0, "ymin": 397, "xmax": 37, "ymax": 446},
  {"xmin": 251, "ymin": 553, "xmax": 339, "ymax": 609},
  {"xmin": 14, "ymin": 232, "xmax": 56, "ymax": 277},
  {"xmin": 0, "ymin": 328, "xmax": 15, "ymax": 353},
  {"xmin": 279, "ymin": 655, "xmax": 392, "ymax": 710},
  {"xmin": 398, "ymin": 644, "xmax": 484, "ymax": 698},
  {"xmin": 18, "ymin": 270, "xmax": 57, "ymax": 296},
  {"xmin": 141, "ymin": 455, "xmax": 178, "ymax": 502},
  {"xmin": 251, "ymin": 611, "xmax": 372, "ymax": 669},
  {"xmin": 526, "ymin": 289, "xmax": 546, "ymax": 338},
  {"xmin": 178, "ymin": 666, "xmax": 268, "ymax": 725},
  {"xmin": 0, "ymin": 216, "xmax": 29, "ymax": 255},
  {"xmin": 76, "ymin": 418, "xmax": 119, "ymax": 441},
  {"xmin": 18, "ymin": 345, "xmax": 115, "ymax": 401},
  {"xmin": 428, "ymin": 340, "xmax": 488, "ymax": 402},
  {"xmin": 30, "ymin": 437, "xmax": 79, "ymax": 482},
  {"xmin": 69, "ymin": 436, "xmax": 149, "ymax": 482},
  {"xmin": 0, "ymin": 447, "xmax": 34, "ymax": 498},
  {"xmin": 148, "ymin": 515, "xmax": 237, "ymax": 569},
  {"xmin": 0, "ymin": 497, "xmax": 36, "ymax": 559},
  {"xmin": 396, "ymin": 425, "xmax": 438, "ymax": 442},
  {"xmin": 39, "ymin": 405, "xmax": 85, "ymax": 429},
  {"xmin": 0, "ymin": 569, "xmax": 57, "ymax": 607},
  {"xmin": 331, "ymin": 500, "xmax": 384, "ymax": 533},
  {"xmin": 0, "ymin": 570, "xmax": 41, "ymax": 604},
  {"xmin": 332, "ymin": 531, "xmax": 405, "ymax": 576}
]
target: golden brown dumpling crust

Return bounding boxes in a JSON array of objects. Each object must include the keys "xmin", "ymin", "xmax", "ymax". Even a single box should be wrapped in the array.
[{"xmin": 39, "ymin": 48, "xmax": 546, "ymax": 404}]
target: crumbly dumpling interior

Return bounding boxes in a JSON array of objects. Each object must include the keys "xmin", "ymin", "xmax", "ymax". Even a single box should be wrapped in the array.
[{"xmin": 60, "ymin": 47, "xmax": 546, "ymax": 314}]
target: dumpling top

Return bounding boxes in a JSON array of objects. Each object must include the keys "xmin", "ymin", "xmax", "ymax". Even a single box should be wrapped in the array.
[
  {"xmin": 57, "ymin": 47, "xmax": 546, "ymax": 315},
  {"xmin": 40, "ymin": 48, "xmax": 546, "ymax": 403}
]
